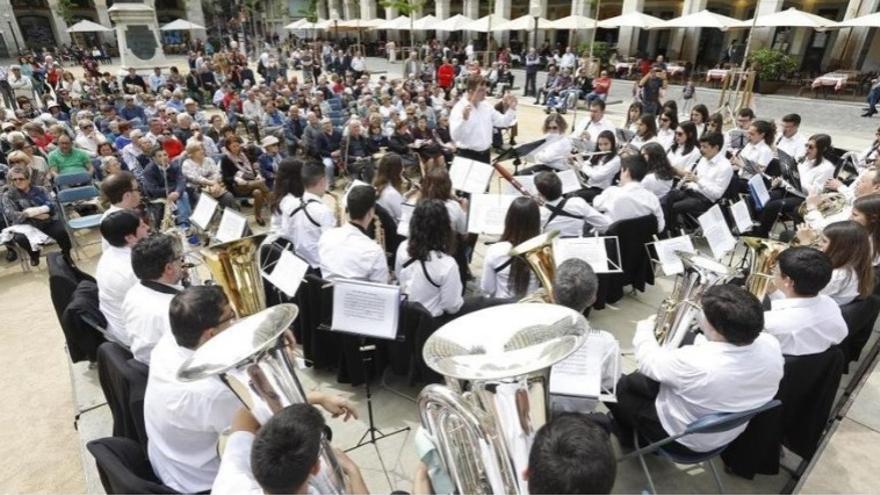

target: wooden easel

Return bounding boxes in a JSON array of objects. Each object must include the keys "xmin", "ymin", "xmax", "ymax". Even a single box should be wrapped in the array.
[{"xmin": 717, "ymin": 69, "xmax": 756, "ymax": 124}]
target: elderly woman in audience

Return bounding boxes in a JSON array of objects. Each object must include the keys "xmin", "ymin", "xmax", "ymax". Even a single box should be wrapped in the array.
[
  {"xmin": 1, "ymin": 166, "xmax": 72, "ymax": 265},
  {"xmin": 182, "ymin": 141, "xmax": 239, "ymax": 211},
  {"xmin": 220, "ymin": 135, "xmax": 269, "ymax": 225}
]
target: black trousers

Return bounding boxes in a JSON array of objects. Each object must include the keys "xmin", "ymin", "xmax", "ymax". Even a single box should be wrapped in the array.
[
  {"xmin": 457, "ymin": 147, "xmax": 491, "ymax": 164},
  {"xmin": 754, "ymin": 190, "xmax": 803, "ymax": 238},
  {"xmin": 606, "ymin": 372, "xmax": 701, "ymax": 457},
  {"xmin": 662, "ymin": 188, "xmax": 713, "ymax": 234},
  {"xmin": 524, "ymin": 71, "xmax": 537, "ymax": 96},
  {"xmin": 11, "ymin": 219, "xmax": 72, "ymax": 259}
]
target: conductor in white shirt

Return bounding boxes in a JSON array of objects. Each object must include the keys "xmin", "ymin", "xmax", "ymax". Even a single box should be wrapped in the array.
[
  {"xmin": 764, "ymin": 247, "xmax": 848, "ymax": 356},
  {"xmin": 449, "ymin": 75, "xmax": 518, "ymax": 164},
  {"xmin": 96, "ymin": 210, "xmax": 151, "ymax": 347},
  {"xmin": 213, "ymin": 404, "xmax": 368, "ymax": 495},
  {"xmin": 318, "ymin": 185, "xmax": 389, "ymax": 283},
  {"xmin": 145, "ymin": 286, "xmax": 357, "ymax": 493},
  {"xmin": 122, "ymin": 233, "xmax": 187, "ymax": 364},
  {"xmin": 593, "ymin": 154, "xmax": 666, "ymax": 233},
  {"xmin": 662, "ymin": 132, "xmax": 733, "ymax": 234},
  {"xmin": 606, "ymin": 285, "xmax": 784, "ymax": 455}
]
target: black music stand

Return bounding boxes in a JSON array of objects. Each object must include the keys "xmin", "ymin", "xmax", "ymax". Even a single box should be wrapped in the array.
[{"xmin": 493, "ymin": 137, "xmax": 547, "ymax": 174}]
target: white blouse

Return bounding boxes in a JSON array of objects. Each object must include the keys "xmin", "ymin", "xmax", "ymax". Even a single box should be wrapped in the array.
[
  {"xmin": 446, "ymin": 199, "xmax": 468, "ymax": 235},
  {"xmin": 377, "ymin": 184, "xmax": 405, "ymax": 223},
  {"xmin": 394, "ymin": 241, "xmax": 463, "ymax": 317},
  {"xmin": 642, "ymin": 173, "xmax": 674, "ymax": 199},
  {"xmin": 656, "ymin": 128, "xmax": 675, "ymax": 150},
  {"xmin": 795, "ymin": 158, "xmax": 835, "ymax": 196},
  {"xmin": 480, "ymin": 241, "xmax": 538, "ymax": 299},
  {"xmin": 738, "ymin": 140, "xmax": 774, "ymax": 178},
  {"xmin": 667, "ymin": 145, "xmax": 701, "ymax": 172},
  {"xmin": 581, "ymin": 155, "xmax": 621, "ymax": 190},
  {"xmin": 532, "ymin": 135, "xmax": 574, "ymax": 171},
  {"xmin": 820, "ymin": 266, "xmax": 860, "ymax": 306}
]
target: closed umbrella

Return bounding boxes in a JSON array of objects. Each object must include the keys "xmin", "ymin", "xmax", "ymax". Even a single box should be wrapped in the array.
[
  {"xmin": 434, "ymin": 13, "xmax": 475, "ymax": 32},
  {"xmin": 491, "ymin": 15, "xmax": 553, "ymax": 32},
  {"xmin": 597, "ymin": 12, "xmax": 665, "ymax": 29}
]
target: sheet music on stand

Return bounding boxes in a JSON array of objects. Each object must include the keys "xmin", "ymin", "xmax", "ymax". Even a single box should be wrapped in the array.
[
  {"xmin": 553, "ymin": 236, "xmax": 622, "ymax": 273},
  {"xmin": 647, "ymin": 234, "xmax": 696, "ymax": 276},
  {"xmin": 467, "ymin": 194, "xmax": 516, "ymax": 236},
  {"xmin": 729, "ymin": 129, "xmax": 747, "ymax": 150},
  {"xmin": 501, "ymin": 175, "xmax": 538, "ymax": 196},
  {"xmin": 190, "ymin": 194, "xmax": 218, "ymax": 231},
  {"xmin": 698, "ymin": 204, "xmax": 736, "ymax": 259},
  {"xmin": 748, "ymin": 174, "xmax": 770, "ymax": 210},
  {"xmin": 263, "ymin": 249, "xmax": 310, "ymax": 297},
  {"xmin": 330, "ymin": 280, "xmax": 401, "ymax": 340},
  {"xmin": 778, "ymin": 149, "xmax": 805, "ymax": 197},
  {"xmin": 449, "ymin": 156, "xmax": 494, "ymax": 194},
  {"xmin": 215, "ymin": 208, "xmax": 248, "ymax": 244},
  {"xmin": 558, "ymin": 169, "xmax": 581, "ymax": 194},
  {"xmin": 396, "ymin": 202, "xmax": 415, "ymax": 237},
  {"xmin": 549, "ymin": 331, "xmax": 620, "ymax": 406},
  {"xmin": 730, "ymin": 198, "xmax": 754, "ymax": 234}
]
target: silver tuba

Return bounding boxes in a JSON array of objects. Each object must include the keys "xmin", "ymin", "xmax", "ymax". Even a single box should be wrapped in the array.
[
  {"xmin": 653, "ymin": 252, "xmax": 739, "ymax": 348},
  {"xmin": 177, "ymin": 304, "xmax": 347, "ymax": 494},
  {"xmin": 418, "ymin": 303, "xmax": 591, "ymax": 494}
]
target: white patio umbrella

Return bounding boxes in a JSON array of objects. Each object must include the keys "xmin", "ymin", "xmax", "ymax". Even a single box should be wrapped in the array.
[
  {"xmin": 655, "ymin": 9, "xmax": 743, "ymax": 30},
  {"xmin": 412, "ymin": 15, "xmax": 439, "ymax": 30},
  {"xmin": 284, "ymin": 18, "xmax": 308, "ymax": 30},
  {"xmin": 839, "ymin": 11, "xmax": 880, "ymax": 27},
  {"xmin": 375, "ymin": 15, "xmax": 411, "ymax": 30},
  {"xmin": 433, "ymin": 13, "xmax": 475, "ymax": 32},
  {"xmin": 597, "ymin": 12, "xmax": 665, "ymax": 29},
  {"xmin": 463, "ymin": 14, "xmax": 509, "ymax": 33},
  {"xmin": 66, "ymin": 19, "xmax": 113, "ymax": 33},
  {"xmin": 491, "ymin": 14, "xmax": 553, "ymax": 32},
  {"xmin": 734, "ymin": 7, "xmax": 839, "ymax": 28},
  {"xmin": 160, "ymin": 19, "xmax": 207, "ymax": 31},
  {"xmin": 548, "ymin": 14, "xmax": 598, "ymax": 30}
]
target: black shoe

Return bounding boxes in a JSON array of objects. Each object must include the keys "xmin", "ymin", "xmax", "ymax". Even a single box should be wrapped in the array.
[{"xmin": 863, "ymin": 111, "xmax": 875, "ymax": 118}]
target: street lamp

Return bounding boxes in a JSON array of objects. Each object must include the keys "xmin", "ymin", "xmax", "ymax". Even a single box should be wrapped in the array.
[{"xmin": 3, "ymin": 13, "xmax": 21, "ymax": 55}]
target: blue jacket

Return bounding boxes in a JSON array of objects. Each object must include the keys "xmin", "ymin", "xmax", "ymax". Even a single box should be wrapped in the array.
[{"xmin": 142, "ymin": 161, "xmax": 186, "ymax": 199}]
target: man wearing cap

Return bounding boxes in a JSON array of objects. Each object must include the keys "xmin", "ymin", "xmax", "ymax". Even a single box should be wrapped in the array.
[
  {"xmin": 183, "ymin": 98, "xmax": 206, "ymax": 126},
  {"xmin": 120, "ymin": 94, "xmax": 147, "ymax": 125},
  {"xmin": 149, "ymin": 67, "xmax": 166, "ymax": 93},
  {"xmin": 122, "ymin": 67, "xmax": 148, "ymax": 94},
  {"xmin": 46, "ymin": 100, "xmax": 70, "ymax": 123},
  {"xmin": 257, "ymin": 136, "xmax": 282, "ymax": 189}
]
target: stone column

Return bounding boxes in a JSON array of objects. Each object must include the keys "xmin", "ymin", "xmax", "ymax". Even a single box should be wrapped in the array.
[
  {"xmin": 435, "ymin": 0, "xmax": 450, "ymax": 42},
  {"xmin": 493, "ymin": 0, "xmax": 511, "ymax": 48},
  {"xmin": 92, "ymin": 0, "xmax": 116, "ymax": 45},
  {"xmin": 750, "ymin": 0, "xmax": 785, "ymax": 49},
  {"xmin": 462, "ymin": 0, "xmax": 479, "ymax": 42},
  {"xmin": 385, "ymin": 5, "xmax": 399, "ymax": 42},
  {"xmin": 528, "ymin": 0, "xmax": 547, "ymax": 49},
  {"xmin": 46, "ymin": 0, "xmax": 72, "ymax": 46},
  {"xmin": 342, "ymin": 0, "xmax": 354, "ymax": 20},
  {"xmin": 829, "ymin": 0, "xmax": 880, "ymax": 68},
  {"xmin": 668, "ymin": 0, "xmax": 706, "ymax": 62},
  {"xmin": 317, "ymin": 0, "xmax": 329, "ymax": 20},
  {"xmin": 360, "ymin": 0, "xmax": 377, "ymax": 18},
  {"xmin": 0, "ymin": 0, "xmax": 24, "ymax": 55},
  {"xmin": 184, "ymin": 0, "xmax": 207, "ymax": 41},
  {"xmin": 617, "ymin": 0, "xmax": 644, "ymax": 56},
  {"xmin": 327, "ymin": 0, "xmax": 342, "ymax": 19}
]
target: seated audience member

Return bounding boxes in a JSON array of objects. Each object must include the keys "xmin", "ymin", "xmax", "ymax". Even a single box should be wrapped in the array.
[
  {"xmin": 482, "ymin": 197, "xmax": 541, "ymax": 300},
  {"xmin": 765, "ymin": 247, "xmax": 848, "ymax": 355},
  {"xmin": 221, "ymin": 135, "xmax": 270, "ymax": 225},
  {"xmin": 213, "ymin": 404, "xmax": 368, "ymax": 495},
  {"xmin": 47, "ymin": 134, "xmax": 93, "ymax": 176},
  {"xmin": 395, "ymin": 199, "xmax": 463, "ymax": 318},
  {"xmin": 257, "ymin": 136, "xmax": 283, "ymax": 190},
  {"xmin": 1, "ymin": 166, "xmax": 73, "ymax": 265},
  {"xmin": 282, "ymin": 161, "xmax": 337, "ymax": 270},
  {"xmin": 592, "ymin": 153, "xmax": 665, "ymax": 232},
  {"xmin": 96, "ymin": 210, "xmax": 150, "ymax": 346},
  {"xmin": 607, "ymin": 284, "xmax": 784, "ymax": 455},
  {"xmin": 122, "ymin": 233, "xmax": 187, "ymax": 364},
  {"xmin": 526, "ymin": 413, "xmax": 616, "ymax": 494},
  {"xmin": 535, "ymin": 171, "xmax": 609, "ymax": 236},
  {"xmin": 314, "ymin": 118, "xmax": 343, "ymax": 187},
  {"xmin": 181, "ymin": 141, "xmax": 239, "ymax": 211},
  {"xmin": 143, "ymin": 148, "xmax": 193, "ymax": 230},
  {"xmin": 318, "ymin": 185, "xmax": 389, "ymax": 283},
  {"xmin": 662, "ymin": 132, "xmax": 732, "ymax": 233},
  {"xmin": 145, "ymin": 286, "xmax": 357, "ymax": 493}
]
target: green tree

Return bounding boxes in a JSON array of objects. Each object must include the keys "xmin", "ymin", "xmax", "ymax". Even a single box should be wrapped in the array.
[
  {"xmin": 298, "ymin": 0, "xmax": 319, "ymax": 23},
  {"xmin": 56, "ymin": 0, "xmax": 76, "ymax": 24},
  {"xmin": 380, "ymin": 0, "xmax": 423, "ymax": 53}
]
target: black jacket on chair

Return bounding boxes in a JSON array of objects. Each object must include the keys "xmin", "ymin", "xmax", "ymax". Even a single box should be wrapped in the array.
[
  {"xmin": 61, "ymin": 280, "xmax": 107, "ymax": 363},
  {"xmin": 87, "ymin": 437, "xmax": 177, "ymax": 494},
  {"xmin": 48, "ymin": 251, "xmax": 94, "ymax": 324},
  {"xmin": 97, "ymin": 342, "xmax": 150, "ymax": 449},
  {"xmin": 839, "ymin": 295, "xmax": 880, "ymax": 364},
  {"xmin": 593, "ymin": 214, "xmax": 657, "ymax": 309}
]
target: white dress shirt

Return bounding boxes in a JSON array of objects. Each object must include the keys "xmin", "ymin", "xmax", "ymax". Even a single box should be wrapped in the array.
[
  {"xmin": 100, "ymin": 204, "xmax": 122, "ymax": 251},
  {"xmin": 394, "ymin": 241, "xmax": 463, "ymax": 317},
  {"xmin": 629, "ymin": 135, "xmax": 661, "ymax": 151},
  {"xmin": 656, "ymin": 128, "xmax": 675, "ymax": 150},
  {"xmin": 145, "ymin": 332, "xmax": 240, "ymax": 493},
  {"xmin": 540, "ymin": 196, "xmax": 610, "ymax": 236},
  {"xmin": 667, "ymin": 145, "xmax": 701, "ymax": 171},
  {"xmin": 122, "ymin": 281, "xmax": 179, "ymax": 364},
  {"xmin": 96, "ymin": 245, "xmax": 138, "ymax": 346},
  {"xmin": 445, "ymin": 199, "xmax": 468, "ymax": 235},
  {"xmin": 377, "ymin": 184, "xmax": 405, "ymax": 223},
  {"xmin": 642, "ymin": 173, "xmax": 674, "ymax": 199},
  {"xmin": 280, "ymin": 191, "xmax": 337, "ymax": 268},
  {"xmin": 633, "ymin": 320, "xmax": 784, "ymax": 452},
  {"xmin": 449, "ymin": 97, "xmax": 517, "ymax": 152},
  {"xmin": 318, "ymin": 223, "xmax": 389, "ymax": 283},
  {"xmin": 581, "ymin": 155, "xmax": 620, "ymax": 190},
  {"xmin": 795, "ymin": 158, "xmax": 835, "ymax": 197},
  {"xmin": 212, "ymin": 431, "xmax": 264, "ymax": 495},
  {"xmin": 821, "ymin": 267, "xmax": 860, "ymax": 306},
  {"xmin": 571, "ymin": 116, "xmax": 616, "ymax": 151},
  {"xmin": 480, "ymin": 241, "xmax": 538, "ymax": 299},
  {"xmin": 738, "ymin": 141, "xmax": 774, "ymax": 179},
  {"xmin": 764, "ymin": 295, "xmax": 848, "ymax": 356},
  {"xmin": 689, "ymin": 153, "xmax": 734, "ymax": 202},
  {"xmin": 532, "ymin": 135, "xmax": 573, "ymax": 171},
  {"xmin": 776, "ymin": 132, "xmax": 807, "ymax": 161},
  {"xmin": 593, "ymin": 181, "xmax": 666, "ymax": 232}
]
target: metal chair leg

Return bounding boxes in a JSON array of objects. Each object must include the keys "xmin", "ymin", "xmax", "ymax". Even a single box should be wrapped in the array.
[
  {"xmin": 634, "ymin": 430, "xmax": 658, "ymax": 494},
  {"xmin": 706, "ymin": 458, "xmax": 724, "ymax": 494}
]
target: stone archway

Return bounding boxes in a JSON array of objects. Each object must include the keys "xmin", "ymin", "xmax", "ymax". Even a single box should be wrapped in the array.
[{"xmin": 16, "ymin": 14, "xmax": 56, "ymax": 50}]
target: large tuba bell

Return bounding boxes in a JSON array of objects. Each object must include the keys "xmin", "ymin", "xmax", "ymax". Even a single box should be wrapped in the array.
[
  {"xmin": 418, "ymin": 303, "xmax": 590, "ymax": 494},
  {"xmin": 202, "ymin": 233, "xmax": 268, "ymax": 317},
  {"xmin": 742, "ymin": 236, "xmax": 788, "ymax": 301},
  {"xmin": 653, "ymin": 252, "xmax": 739, "ymax": 348},
  {"xmin": 509, "ymin": 231, "xmax": 559, "ymax": 303},
  {"xmin": 177, "ymin": 304, "xmax": 348, "ymax": 494}
]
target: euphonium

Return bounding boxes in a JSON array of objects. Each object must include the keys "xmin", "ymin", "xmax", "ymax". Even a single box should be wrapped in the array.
[
  {"xmin": 796, "ymin": 192, "xmax": 847, "ymax": 218},
  {"xmin": 202, "ymin": 233, "xmax": 268, "ymax": 317},
  {"xmin": 326, "ymin": 190, "xmax": 345, "ymax": 224},
  {"xmin": 177, "ymin": 304, "xmax": 347, "ymax": 494},
  {"xmin": 509, "ymin": 231, "xmax": 559, "ymax": 303},
  {"xmin": 743, "ymin": 236, "xmax": 788, "ymax": 301},
  {"xmin": 418, "ymin": 303, "xmax": 590, "ymax": 494},
  {"xmin": 653, "ymin": 252, "xmax": 739, "ymax": 348}
]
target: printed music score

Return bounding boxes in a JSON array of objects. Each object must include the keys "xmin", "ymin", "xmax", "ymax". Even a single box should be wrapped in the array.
[
  {"xmin": 215, "ymin": 208, "xmax": 248, "ymax": 243},
  {"xmin": 331, "ymin": 280, "xmax": 401, "ymax": 340},
  {"xmin": 730, "ymin": 199, "xmax": 754, "ymax": 234},
  {"xmin": 264, "ymin": 250, "xmax": 310, "ymax": 297},
  {"xmin": 501, "ymin": 175, "xmax": 538, "ymax": 196},
  {"xmin": 450, "ymin": 156, "xmax": 494, "ymax": 194},
  {"xmin": 553, "ymin": 237, "xmax": 610, "ymax": 272},
  {"xmin": 698, "ymin": 205, "xmax": 736, "ymax": 259},
  {"xmin": 557, "ymin": 169, "xmax": 582, "ymax": 194},
  {"xmin": 748, "ymin": 174, "xmax": 770, "ymax": 209},
  {"xmin": 467, "ymin": 194, "xmax": 517, "ymax": 235},
  {"xmin": 654, "ymin": 235, "xmax": 696, "ymax": 276},
  {"xmin": 190, "ymin": 195, "xmax": 218, "ymax": 231}
]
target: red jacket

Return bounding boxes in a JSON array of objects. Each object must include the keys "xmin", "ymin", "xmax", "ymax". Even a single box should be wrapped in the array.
[{"xmin": 437, "ymin": 63, "xmax": 455, "ymax": 89}]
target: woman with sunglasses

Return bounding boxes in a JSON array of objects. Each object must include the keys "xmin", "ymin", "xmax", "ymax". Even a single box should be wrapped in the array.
[
  {"xmin": 689, "ymin": 104, "xmax": 710, "ymax": 137},
  {"xmin": 1, "ymin": 166, "xmax": 72, "ymax": 265},
  {"xmin": 629, "ymin": 114, "xmax": 659, "ymax": 151},
  {"xmin": 656, "ymin": 109, "xmax": 678, "ymax": 150},
  {"xmin": 527, "ymin": 114, "xmax": 573, "ymax": 172},
  {"xmin": 667, "ymin": 121, "xmax": 701, "ymax": 172},
  {"xmin": 754, "ymin": 134, "xmax": 835, "ymax": 238}
]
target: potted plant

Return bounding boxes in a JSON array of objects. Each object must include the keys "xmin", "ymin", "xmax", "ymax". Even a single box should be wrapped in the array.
[{"xmin": 749, "ymin": 48, "xmax": 797, "ymax": 94}]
